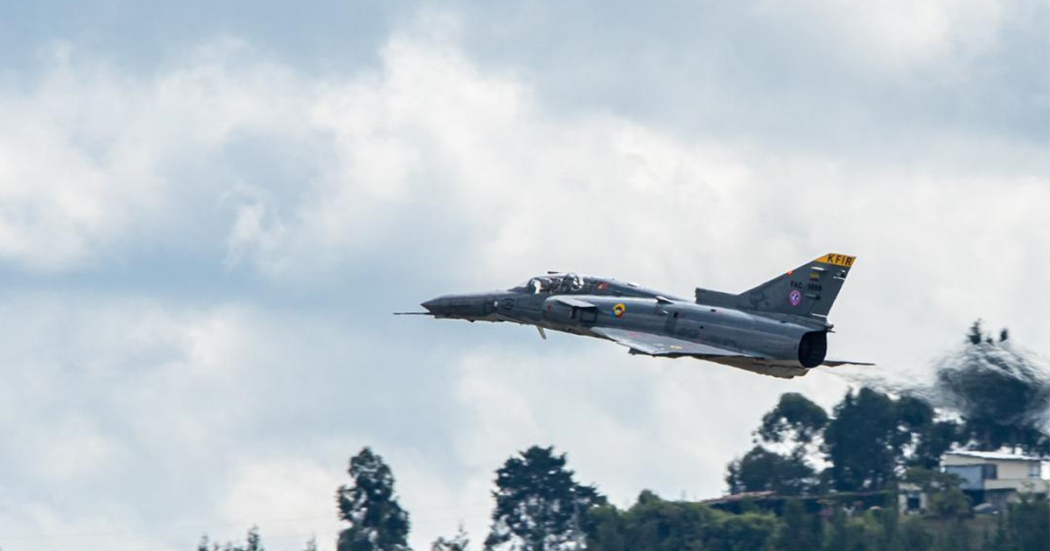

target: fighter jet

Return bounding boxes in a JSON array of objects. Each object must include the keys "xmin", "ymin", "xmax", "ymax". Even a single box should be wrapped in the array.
[{"xmin": 399, "ymin": 253, "xmax": 872, "ymax": 378}]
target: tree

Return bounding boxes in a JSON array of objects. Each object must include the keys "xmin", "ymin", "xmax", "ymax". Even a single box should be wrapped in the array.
[
  {"xmin": 485, "ymin": 446, "xmax": 606, "ymax": 551},
  {"xmin": 757, "ymin": 393, "xmax": 828, "ymax": 451},
  {"xmin": 1008, "ymin": 498, "xmax": 1049, "ymax": 551},
  {"xmin": 934, "ymin": 520, "xmax": 973, "ymax": 551},
  {"xmin": 337, "ymin": 447, "xmax": 411, "ymax": 551},
  {"xmin": 613, "ymin": 491, "xmax": 718, "ymax": 551},
  {"xmin": 902, "ymin": 468, "xmax": 972, "ymax": 519},
  {"xmin": 771, "ymin": 499, "xmax": 816, "ymax": 551},
  {"xmin": 725, "ymin": 445, "xmax": 817, "ymax": 496},
  {"xmin": 433, "ymin": 524, "xmax": 470, "ymax": 551},
  {"xmin": 823, "ymin": 388, "xmax": 905, "ymax": 491},
  {"xmin": 897, "ymin": 517, "xmax": 934, "ymax": 551},
  {"xmin": 197, "ymin": 528, "xmax": 264, "ymax": 551},
  {"xmin": 936, "ymin": 320, "xmax": 1050, "ymax": 455},
  {"xmin": 585, "ymin": 505, "xmax": 626, "ymax": 551},
  {"xmin": 304, "ymin": 537, "xmax": 319, "ymax": 551},
  {"xmin": 982, "ymin": 511, "xmax": 1015, "ymax": 551},
  {"xmin": 821, "ymin": 507, "xmax": 850, "ymax": 551},
  {"xmin": 705, "ymin": 512, "xmax": 778, "ymax": 551},
  {"xmin": 245, "ymin": 527, "xmax": 263, "ymax": 551},
  {"xmin": 907, "ymin": 415, "xmax": 959, "ymax": 470}
]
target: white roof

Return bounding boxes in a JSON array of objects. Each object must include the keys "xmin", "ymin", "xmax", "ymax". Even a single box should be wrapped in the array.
[{"xmin": 945, "ymin": 450, "xmax": 1045, "ymax": 462}]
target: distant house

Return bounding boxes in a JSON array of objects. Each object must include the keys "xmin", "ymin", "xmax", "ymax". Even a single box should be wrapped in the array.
[
  {"xmin": 942, "ymin": 451, "xmax": 1048, "ymax": 511},
  {"xmin": 897, "ymin": 482, "xmax": 929, "ymax": 514},
  {"xmin": 898, "ymin": 450, "xmax": 1047, "ymax": 515}
]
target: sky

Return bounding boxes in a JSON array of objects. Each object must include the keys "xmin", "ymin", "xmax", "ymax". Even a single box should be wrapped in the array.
[{"xmin": 0, "ymin": 1, "xmax": 1047, "ymax": 550}]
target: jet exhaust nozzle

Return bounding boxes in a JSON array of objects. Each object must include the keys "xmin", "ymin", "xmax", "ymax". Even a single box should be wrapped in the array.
[{"xmin": 798, "ymin": 331, "xmax": 828, "ymax": 368}]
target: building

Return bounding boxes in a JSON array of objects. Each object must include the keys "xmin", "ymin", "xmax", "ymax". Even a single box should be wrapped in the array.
[
  {"xmin": 942, "ymin": 450, "xmax": 1048, "ymax": 511},
  {"xmin": 897, "ymin": 450, "xmax": 1048, "ymax": 514}
]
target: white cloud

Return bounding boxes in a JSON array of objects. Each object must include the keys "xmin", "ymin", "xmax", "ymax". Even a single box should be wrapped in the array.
[
  {"xmin": 0, "ymin": 5, "xmax": 1045, "ymax": 551},
  {"xmin": 752, "ymin": 0, "xmax": 1005, "ymax": 73},
  {"xmin": 219, "ymin": 457, "xmax": 343, "ymax": 548}
]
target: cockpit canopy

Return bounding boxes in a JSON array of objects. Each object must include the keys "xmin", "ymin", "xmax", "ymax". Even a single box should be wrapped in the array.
[
  {"xmin": 509, "ymin": 272, "xmax": 669, "ymax": 300},
  {"xmin": 512, "ymin": 273, "xmax": 585, "ymax": 294}
]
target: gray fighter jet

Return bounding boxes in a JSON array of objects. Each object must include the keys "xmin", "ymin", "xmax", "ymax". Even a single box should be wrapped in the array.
[{"xmin": 400, "ymin": 253, "xmax": 872, "ymax": 378}]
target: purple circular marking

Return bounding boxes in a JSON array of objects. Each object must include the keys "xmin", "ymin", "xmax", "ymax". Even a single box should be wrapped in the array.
[{"xmin": 789, "ymin": 290, "xmax": 802, "ymax": 306}]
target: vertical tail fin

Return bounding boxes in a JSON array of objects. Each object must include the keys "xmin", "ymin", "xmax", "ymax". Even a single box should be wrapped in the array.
[{"xmin": 740, "ymin": 253, "xmax": 857, "ymax": 319}]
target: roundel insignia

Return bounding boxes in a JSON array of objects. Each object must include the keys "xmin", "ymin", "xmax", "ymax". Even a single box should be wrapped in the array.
[
  {"xmin": 788, "ymin": 290, "xmax": 802, "ymax": 306},
  {"xmin": 613, "ymin": 303, "xmax": 626, "ymax": 317}
]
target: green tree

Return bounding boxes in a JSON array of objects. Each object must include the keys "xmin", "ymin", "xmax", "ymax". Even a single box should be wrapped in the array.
[
  {"xmin": 822, "ymin": 507, "xmax": 851, "ymax": 551},
  {"xmin": 897, "ymin": 517, "xmax": 934, "ymax": 551},
  {"xmin": 902, "ymin": 468, "xmax": 972, "ymax": 519},
  {"xmin": 867, "ymin": 508, "xmax": 897, "ymax": 551},
  {"xmin": 245, "ymin": 527, "xmax": 263, "ymax": 551},
  {"xmin": 618, "ymin": 491, "xmax": 718, "ymax": 551},
  {"xmin": 771, "ymin": 499, "xmax": 817, "ymax": 551},
  {"xmin": 337, "ymin": 447, "xmax": 411, "ymax": 551},
  {"xmin": 1008, "ymin": 498, "xmax": 1049, "ymax": 551},
  {"xmin": 197, "ymin": 527, "xmax": 264, "ymax": 551},
  {"xmin": 981, "ymin": 511, "xmax": 1013, "ymax": 551},
  {"xmin": 432, "ymin": 524, "xmax": 470, "ymax": 551},
  {"xmin": 934, "ymin": 520, "xmax": 972, "ymax": 551},
  {"xmin": 824, "ymin": 388, "xmax": 904, "ymax": 491},
  {"xmin": 586, "ymin": 505, "xmax": 626, "ymax": 551},
  {"xmin": 484, "ymin": 446, "xmax": 606, "ymax": 551},
  {"xmin": 725, "ymin": 445, "xmax": 817, "ymax": 496},
  {"xmin": 908, "ymin": 416, "xmax": 960, "ymax": 470},
  {"xmin": 936, "ymin": 320, "xmax": 1050, "ymax": 455},
  {"xmin": 705, "ymin": 512, "xmax": 778, "ymax": 551},
  {"xmin": 757, "ymin": 393, "xmax": 829, "ymax": 450}
]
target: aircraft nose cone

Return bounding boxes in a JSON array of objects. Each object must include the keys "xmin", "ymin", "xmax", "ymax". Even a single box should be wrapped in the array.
[
  {"xmin": 421, "ymin": 297, "xmax": 446, "ymax": 314},
  {"xmin": 421, "ymin": 294, "xmax": 496, "ymax": 319}
]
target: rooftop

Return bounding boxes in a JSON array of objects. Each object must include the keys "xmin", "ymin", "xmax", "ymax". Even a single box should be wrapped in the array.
[{"xmin": 944, "ymin": 450, "xmax": 1045, "ymax": 462}]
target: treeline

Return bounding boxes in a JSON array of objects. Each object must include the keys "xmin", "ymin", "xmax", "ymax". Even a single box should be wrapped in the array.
[
  {"xmin": 199, "ymin": 322, "xmax": 1048, "ymax": 550},
  {"xmin": 587, "ymin": 491, "xmax": 1048, "ymax": 551},
  {"xmin": 202, "ymin": 444, "xmax": 1047, "ymax": 551}
]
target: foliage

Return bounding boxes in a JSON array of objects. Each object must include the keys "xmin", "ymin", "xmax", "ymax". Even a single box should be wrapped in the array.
[
  {"xmin": 586, "ymin": 505, "xmax": 627, "ymax": 551},
  {"xmin": 897, "ymin": 517, "xmax": 934, "ymax": 551},
  {"xmin": 824, "ymin": 388, "xmax": 908, "ymax": 491},
  {"xmin": 197, "ymin": 527, "xmax": 264, "ymax": 551},
  {"xmin": 770, "ymin": 499, "xmax": 817, "ymax": 551},
  {"xmin": 484, "ymin": 445, "xmax": 606, "ymax": 551},
  {"xmin": 933, "ymin": 520, "xmax": 973, "ymax": 551},
  {"xmin": 432, "ymin": 524, "xmax": 470, "ymax": 551},
  {"xmin": 584, "ymin": 495, "xmax": 1050, "ymax": 551},
  {"xmin": 1007, "ymin": 498, "xmax": 1049, "ymax": 551},
  {"xmin": 822, "ymin": 387, "xmax": 962, "ymax": 492},
  {"xmin": 725, "ymin": 445, "xmax": 818, "ymax": 496},
  {"xmin": 757, "ymin": 393, "xmax": 828, "ymax": 448},
  {"xmin": 704, "ymin": 512, "xmax": 778, "ymax": 551},
  {"xmin": 936, "ymin": 320, "xmax": 1050, "ymax": 455},
  {"xmin": 337, "ymin": 447, "xmax": 411, "ymax": 551},
  {"xmin": 902, "ymin": 468, "xmax": 972, "ymax": 519}
]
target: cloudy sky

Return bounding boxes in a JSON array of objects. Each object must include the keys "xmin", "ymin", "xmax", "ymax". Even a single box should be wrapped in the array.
[{"xmin": 0, "ymin": 1, "xmax": 1047, "ymax": 550}]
